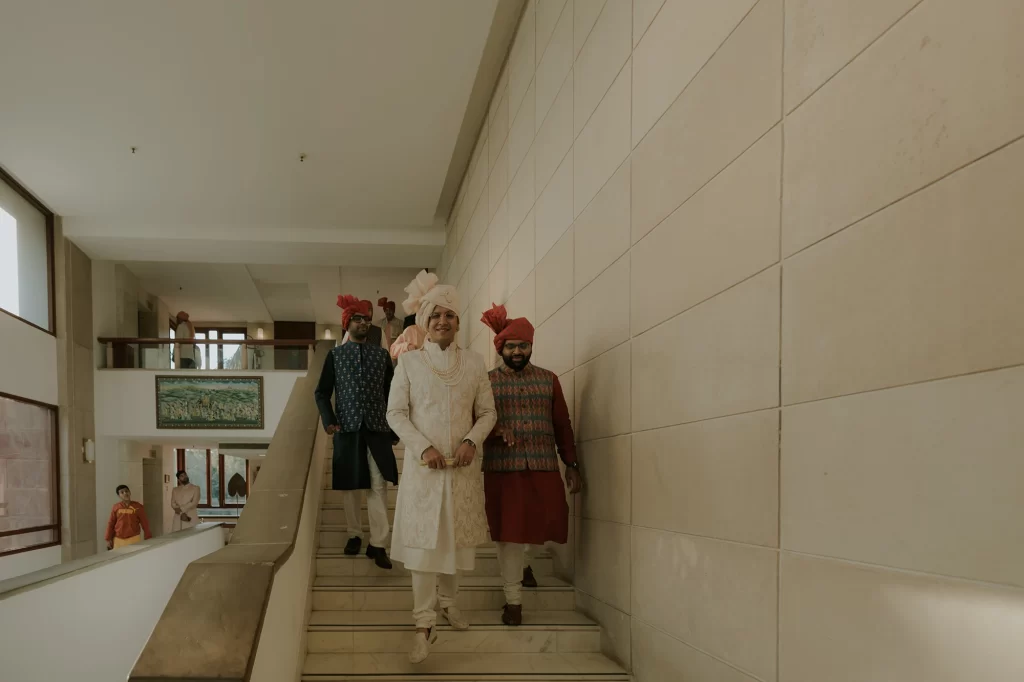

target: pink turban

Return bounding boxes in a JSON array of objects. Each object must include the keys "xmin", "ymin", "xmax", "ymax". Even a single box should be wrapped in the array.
[{"xmin": 389, "ymin": 325, "xmax": 426, "ymax": 360}]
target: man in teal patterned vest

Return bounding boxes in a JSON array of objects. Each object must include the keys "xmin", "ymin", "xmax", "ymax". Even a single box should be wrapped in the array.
[
  {"xmin": 315, "ymin": 295, "xmax": 398, "ymax": 569},
  {"xmin": 481, "ymin": 305, "xmax": 583, "ymax": 626}
]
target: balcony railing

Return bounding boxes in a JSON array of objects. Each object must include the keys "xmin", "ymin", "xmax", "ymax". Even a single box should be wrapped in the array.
[{"xmin": 97, "ymin": 337, "xmax": 322, "ymax": 370}]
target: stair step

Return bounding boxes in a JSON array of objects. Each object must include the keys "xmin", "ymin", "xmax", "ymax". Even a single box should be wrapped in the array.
[
  {"xmin": 323, "ymin": 488, "xmax": 399, "ymax": 506},
  {"xmin": 315, "ymin": 575, "xmax": 570, "ymax": 590},
  {"xmin": 324, "ymin": 472, "xmax": 404, "ymax": 489},
  {"xmin": 321, "ymin": 506, "xmax": 396, "ymax": 526},
  {"xmin": 301, "ymin": 652, "xmax": 629, "ymax": 681},
  {"xmin": 326, "ymin": 457, "xmax": 404, "ymax": 474},
  {"xmin": 318, "ymin": 526, "xmax": 501, "ymax": 551},
  {"xmin": 317, "ymin": 552, "xmax": 554, "ymax": 578},
  {"xmin": 307, "ymin": 610, "xmax": 599, "ymax": 654},
  {"xmin": 309, "ymin": 609, "xmax": 595, "ymax": 627},
  {"xmin": 312, "ymin": 576, "xmax": 574, "ymax": 612}
]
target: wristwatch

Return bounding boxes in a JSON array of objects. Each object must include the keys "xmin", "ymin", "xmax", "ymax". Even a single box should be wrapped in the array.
[
  {"xmin": 565, "ymin": 461, "xmax": 579, "ymax": 470},
  {"xmin": 462, "ymin": 438, "xmax": 477, "ymax": 449}
]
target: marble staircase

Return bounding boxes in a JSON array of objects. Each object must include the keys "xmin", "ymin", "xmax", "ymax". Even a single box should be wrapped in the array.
[{"xmin": 302, "ymin": 450, "xmax": 630, "ymax": 681}]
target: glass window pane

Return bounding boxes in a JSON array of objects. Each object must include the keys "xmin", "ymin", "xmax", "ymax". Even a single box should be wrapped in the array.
[
  {"xmin": 0, "ymin": 395, "xmax": 57, "ymax": 556},
  {"xmin": 222, "ymin": 333, "xmax": 245, "ymax": 370},
  {"xmin": 184, "ymin": 449, "xmax": 207, "ymax": 504},
  {"xmin": 0, "ymin": 175, "xmax": 51, "ymax": 330},
  {"xmin": 223, "ymin": 455, "xmax": 248, "ymax": 505},
  {"xmin": 210, "ymin": 454, "xmax": 221, "ymax": 507}
]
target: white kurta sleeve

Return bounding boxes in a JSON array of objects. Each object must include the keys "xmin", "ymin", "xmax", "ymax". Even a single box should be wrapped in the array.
[
  {"xmin": 464, "ymin": 363, "xmax": 497, "ymax": 447},
  {"xmin": 386, "ymin": 355, "xmax": 434, "ymax": 457}
]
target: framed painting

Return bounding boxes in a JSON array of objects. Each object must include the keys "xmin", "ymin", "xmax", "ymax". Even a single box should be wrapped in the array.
[{"xmin": 155, "ymin": 376, "xmax": 264, "ymax": 429}]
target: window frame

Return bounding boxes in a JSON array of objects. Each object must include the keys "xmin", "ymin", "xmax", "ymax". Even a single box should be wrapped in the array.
[
  {"xmin": 194, "ymin": 326, "xmax": 248, "ymax": 370},
  {"xmin": 175, "ymin": 448, "xmax": 249, "ymax": 508},
  {"xmin": 0, "ymin": 391, "xmax": 62, "ymax": 558},
  {"xmin": 0, "ymin": 165, "xmax": 56, "ymax": 335}
]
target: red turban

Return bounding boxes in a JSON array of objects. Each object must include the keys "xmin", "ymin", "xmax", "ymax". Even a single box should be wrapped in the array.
[
  {"xmin": 378, "ymin": 297, "xmax": 396, "ymax": 312},
  {"xmin": 481, "ymin": 304, "xmax": 534, "ymax": 353},
  {"xmin": 337, "ymin": 295, "xmax": 371, "ymax": 329}
]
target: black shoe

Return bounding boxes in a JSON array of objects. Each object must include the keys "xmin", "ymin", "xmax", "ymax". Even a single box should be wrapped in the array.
[
  {"xmin": 502, "ymin": 603, "xmax": 523, "ymax": 626},
  {"xmin": 366, "ymin": 544, "xmax": 393, "ymax": 569},
  {"xmin": 343, "ymin": 536, "xmax": 362, "ymax": 556},
  {"xmin": 521, "ymin": 565, "xmax": 538, "ymax": 588}
]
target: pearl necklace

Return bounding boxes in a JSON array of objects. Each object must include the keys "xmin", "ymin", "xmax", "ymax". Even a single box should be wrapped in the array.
[{"xmin": 421, "ymin": 345, "xmax": 465, "ymax": 386}]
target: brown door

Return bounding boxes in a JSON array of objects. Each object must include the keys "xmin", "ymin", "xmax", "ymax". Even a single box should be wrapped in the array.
[{"xmin": 273, "ymin": 321, "xmax": 315, "ymax": 370}]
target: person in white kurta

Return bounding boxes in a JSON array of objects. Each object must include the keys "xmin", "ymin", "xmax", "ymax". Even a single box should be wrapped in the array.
[
  {"xmin": 171, "ymin": 471, "xmax": 201, "ymax": 532},
  {"xmin": 386, "ymin": 271, "xmax": 497, "ymax": 664}
]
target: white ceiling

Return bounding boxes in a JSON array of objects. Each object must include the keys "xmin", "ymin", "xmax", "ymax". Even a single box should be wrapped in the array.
[{"xmin": 0, "ymin": 0, "xmax": 502, "ymax": 265}]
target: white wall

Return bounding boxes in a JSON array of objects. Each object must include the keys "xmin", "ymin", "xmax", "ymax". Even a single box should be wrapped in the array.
[
  {"xmin": 0, "ymin": 546, "xmax": 61, "ymax": 583},
  {"xmin": 0, "ymin": 313, "xmax": 57, "ymax": 406},
  {"xmin": 340, "ymin": 266, "xmax": 422, "ymax": 319},
  {"xmin": 94, "ymin": 369, "xmax": 304, "ymax": 440},
  {"xmin": 0, "ymin": 526, "xmax": 224, "ymax": 682}
]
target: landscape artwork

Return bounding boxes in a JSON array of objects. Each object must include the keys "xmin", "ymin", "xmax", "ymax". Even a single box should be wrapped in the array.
[{"xmin": 155, "ymin": 376, "xmax": 264, "ymax": 429}]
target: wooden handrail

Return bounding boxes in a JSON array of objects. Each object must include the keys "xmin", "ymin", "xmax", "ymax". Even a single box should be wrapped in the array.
[
  {"xmin": 129, "ymin": 341, "xmax": 333, "ymax": 681},
  {"xmin": 98, "ymin": 337, "xmax": 320, "ymax": 346}
]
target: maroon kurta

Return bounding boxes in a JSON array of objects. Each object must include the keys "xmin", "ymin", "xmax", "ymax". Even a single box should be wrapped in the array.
[{"xmin": 484, "ymin": 371, "xmax": 576, "ymax": 544}]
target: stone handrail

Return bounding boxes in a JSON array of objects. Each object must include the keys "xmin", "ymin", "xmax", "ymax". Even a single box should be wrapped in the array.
[{"xmin": 129, "ymin": 340, "xmax": 333, "ymax": 681}]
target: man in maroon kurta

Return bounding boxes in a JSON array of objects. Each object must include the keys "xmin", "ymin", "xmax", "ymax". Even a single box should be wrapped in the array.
[{"xmin": 481, "ymin": 305, "xmax": 583, "ymax": 625}]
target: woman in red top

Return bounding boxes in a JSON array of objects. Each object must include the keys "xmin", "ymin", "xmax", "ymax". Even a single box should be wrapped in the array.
[{"xmin": 105, "ymin": 485, "xmax": 153, "ymax": 549}]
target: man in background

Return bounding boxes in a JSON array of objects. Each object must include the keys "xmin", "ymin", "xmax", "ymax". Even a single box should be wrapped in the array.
[
  {"xmin": 171, "ymin": 470, "xmax": 201, "ymax": 531},
  {"xmin": 174, "ymin": 311, "xmax": 197, "ymax": 369},
  {"xmin": 105, "ymin": 485, "xmax": 153, "ymax": 549},
  {"xmin": 315, "ymin": 295, "xmax": 398, "ymax": 569},
  {"xmin": 378, "ymin": 297, "xmax": 404, "ymax": 348}
]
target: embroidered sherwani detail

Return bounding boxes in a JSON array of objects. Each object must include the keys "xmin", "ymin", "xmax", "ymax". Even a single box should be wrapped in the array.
[{"xmin": 386, "ymin": 342, "xmax": 497, "ymax": 574}]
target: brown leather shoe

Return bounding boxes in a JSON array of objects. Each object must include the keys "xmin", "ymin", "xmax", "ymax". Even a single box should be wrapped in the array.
[
  {"xmin": 501, "ymin": 603, "xmax": 523, "ymax": 626},
  {"xmin": 521, "ymin": 565, "xmax": 538, "ymax": 588}
]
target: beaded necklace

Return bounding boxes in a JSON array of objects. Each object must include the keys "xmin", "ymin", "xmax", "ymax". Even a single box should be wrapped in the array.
[{"xmin": 420, "ymin": 344, "xmax": 465, "ymax": 386}]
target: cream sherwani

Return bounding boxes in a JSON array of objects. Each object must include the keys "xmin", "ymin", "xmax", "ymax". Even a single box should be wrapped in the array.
[
  {"xmin": 171, "ymin": 483, "xmax": 200, "ymax": 532},
  {"xmin": 387, "ymin": 342, "xmax": 496, "ymax": 575}
]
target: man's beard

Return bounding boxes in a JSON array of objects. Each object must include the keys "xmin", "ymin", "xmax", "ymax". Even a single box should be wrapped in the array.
[{"xmin": 502, "ymin": 354, "xmax": 530, "ymax": 371}]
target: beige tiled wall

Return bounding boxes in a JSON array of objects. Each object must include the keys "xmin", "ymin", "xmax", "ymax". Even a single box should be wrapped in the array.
[{"xmin": 440, "ymin": 1, "xmax": 1024, "ymax": 679}]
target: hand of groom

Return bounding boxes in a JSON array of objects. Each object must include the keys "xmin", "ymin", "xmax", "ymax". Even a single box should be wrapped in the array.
[{"xmin": 422, "ymin": 447, "xmax": 446, "ymax": 470}]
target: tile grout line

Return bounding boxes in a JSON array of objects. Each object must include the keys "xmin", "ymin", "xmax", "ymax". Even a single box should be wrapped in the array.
[
  {"xmin": 631, "ymin": 0, "xmax": 668, "ymax": 50},
  {"xmin": 630, "ymin": 120, "xmax": 780, "ymax": 266},
  {"xmin": 784, "ymin": 0, "xmax": 927, "ymax": 117},
  {"xmin": 630, "ymin": 0, "xmax": 763, "ymax": 154},
  {"xmin": 628, "ymin": 613, "xmax": 771, "ymax": 682},
  {"xmin": 781, "ymin": 360, "xmax": 1024, "ymax": 410},
  {"xmin": 782, "ymin": 130, "xmax": 1024, "ymax": 262},
  {"xmin": 776, "ymin": 2, "xmax": 786, "ymax": 680},
  {"xmin": 783, "ymin": 548, "xmax": 1024, "ymax": 593}
]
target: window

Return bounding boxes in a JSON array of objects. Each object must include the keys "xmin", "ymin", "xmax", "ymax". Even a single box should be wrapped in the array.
[
  {"xmin": 0, "ymin": 167, "xmax": 55, "ymax": 333},
  {"xmin": 0, "ymin": 393, "xmax": 60, "ymax": 557},
  {"xmin": 176, "ymin": 449, "xmax": 249, "ymax": 509},
  {"xmin": 194, "ymin": 327, "xmax": 247, "ymax": 370}
]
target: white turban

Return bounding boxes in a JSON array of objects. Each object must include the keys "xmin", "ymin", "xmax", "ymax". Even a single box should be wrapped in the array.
[{"xmin": 402, "ymin": 270, "xmax": 460, "ymax": 330}]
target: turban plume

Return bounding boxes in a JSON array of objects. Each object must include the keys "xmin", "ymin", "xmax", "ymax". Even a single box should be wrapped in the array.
[{"xmin": 481, "ymin": 304, "xmax": 534, "ymax": 353}]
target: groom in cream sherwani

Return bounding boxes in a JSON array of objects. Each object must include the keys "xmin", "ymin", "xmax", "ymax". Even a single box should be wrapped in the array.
[{"xmin": 386, "ymin": 270, "xmax": 497, "ymax": 664}]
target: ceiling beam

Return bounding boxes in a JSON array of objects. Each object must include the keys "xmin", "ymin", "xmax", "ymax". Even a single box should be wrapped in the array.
[{"xmin": 433, "ymin": 0, "xmax": 526, "ymax": 226}]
